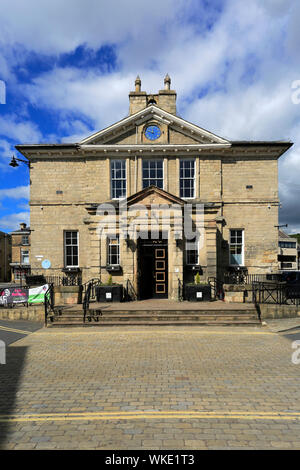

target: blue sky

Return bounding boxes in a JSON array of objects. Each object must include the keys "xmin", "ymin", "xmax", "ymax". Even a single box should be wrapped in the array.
[{"xmin": 0, "ymin": 0, "xmax": 300, "ymax": 232}]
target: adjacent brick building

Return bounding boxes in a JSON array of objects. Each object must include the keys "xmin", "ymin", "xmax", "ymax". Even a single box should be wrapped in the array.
[
  {"xmin": 10, "ymin": 223, "xmax": 31, "ymax": 283},
  {"xmin": 15, "ymin": 76, "xmax": 292, "ymax": 299},
  {"xmin": 278, "ymin": 230, "xmax": 298, "ymax": 271},
  {"xmin": 0, "ymin": 231, "xmax": 11, "ymax": 282}
]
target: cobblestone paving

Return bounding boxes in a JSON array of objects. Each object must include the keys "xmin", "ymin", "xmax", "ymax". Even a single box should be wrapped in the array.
[{"xmin": 1, "ymin": 326, "xmax": 300, "ymax": 449}]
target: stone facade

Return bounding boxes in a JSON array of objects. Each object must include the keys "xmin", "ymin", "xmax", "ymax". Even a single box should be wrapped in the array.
[{"xmin": 15, "ymin": 76, "xmax": 292, "ymax": 299}]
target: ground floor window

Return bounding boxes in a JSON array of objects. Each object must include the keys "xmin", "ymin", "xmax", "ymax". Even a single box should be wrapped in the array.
[
  {"xmin": 14, "ymin": 268, "xmax": 29, "ymax": 281},
  {"xmin": 229, "ymin": 229, "xmax": 244, "ymax": 266},
  {"xmin": 186, "ymin": 238, "xmax": 199, "ymax": 265},
  {"xmin": 107, "ymin": 236, "xmax": 120, "ymax": 265},
  {"xmin": 64, "ymin": 231, "xmax": 79, "ymax": 267}
]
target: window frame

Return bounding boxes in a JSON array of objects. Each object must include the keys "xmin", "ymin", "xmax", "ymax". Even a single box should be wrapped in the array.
[
  {"xmin": 185, "ymin": 237, "xmax": 199, "ymax": 265},
  {"xmin": 22, "ymin": 235, "xmax": 29, "ymax": 245},
  {"xmin": 180, "ymin": 158, "xmax": 196, "ymax": 199},
  {"xmin": 229, "ymin": 229, "xmax": 244, "ymax": 267},
  {"xmin": 107, "ymin": 235, "xmax": 120, "ymax": 266},
  {"xmin": 111, "ymin": 159, "xmax": 127, "ymax": 200},
  {"xmin": 21, "ymin": 250, "xmax": 29, "ymax": 265},
  {"xmin": 64, "ymin": 230, "xmax": 79, "ymax": 268},
  {"xmin": 279, "ymin": 241, "xmax": 297, "ymax": 249},
  {"xmin": 142, "ymin": 159, "xmax": 164, "ymax": 190}
]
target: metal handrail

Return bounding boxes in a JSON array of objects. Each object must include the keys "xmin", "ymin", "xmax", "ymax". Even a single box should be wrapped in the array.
[
  {"xmin": 83, "ymin": 282, "xmax": 92, "ymax": 323},
  {"xmin": 126, "ymin": 279, "xmax": 137, "ymax": 301},
  {"xmin": 44, "ymin": 283, "xmax": 54, "ymax": 326},
  {"xmin": 178, "ymin": 278, "xmax": 183, "ymax": 301},
  {"xmin": 82, "ymin": 278, "xmax": 101, "ymax": 302},
  {"xmin": 208, "ymin": 277, "xmax": 224, "ymax": 300}
]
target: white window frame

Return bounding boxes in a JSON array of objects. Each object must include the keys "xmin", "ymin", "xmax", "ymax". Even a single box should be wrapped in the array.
[
  {"xmin": 142, "ymin": 159, "xmax": 164, "ymax": 190},
  {"xmin": 22, "ymin": 235, "xmax": 29, "ymax": 245},
  {"xmin": 21, "ymin": 250, "xmax": 29, "ymax": 265},
  {"xmin": 180, "ymin": 158, "xmax": 195, "ymax": 199},
  {"xmin": 229, "ymin": 229, "xmax": 244, "ymax": 266},
  {"xmin": 111, "ymin": 159, "xmax": 127, "ymax": 200},
  {"xmin": 107, "ymin": 235, "xmax": 120, "ymax": 266},
  {"xmin": 185, "ymin": 237, "xmax": 199, "ymax": 265},
  {"xmin": 64, "ymin": 231, "xmax": 79, "ymax": 268}
]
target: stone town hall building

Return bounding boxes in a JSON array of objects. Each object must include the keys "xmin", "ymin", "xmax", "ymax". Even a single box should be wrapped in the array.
[{"xmin": 16, "ymin": 76, "xmax": 292, "ymax": 300}]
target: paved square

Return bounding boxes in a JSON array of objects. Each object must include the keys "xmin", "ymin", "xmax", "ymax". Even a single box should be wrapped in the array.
[{"xmin": 1, "ymin": 325, "xmax": 300, "ymax": 449}]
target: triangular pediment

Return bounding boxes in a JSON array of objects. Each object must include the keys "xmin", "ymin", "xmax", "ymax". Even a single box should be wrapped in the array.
[
  {"xmin": 125, "ymin": 185, "xmax": 185, "ymax": 207},
  {"xmin": 80, "ymin": 105, "xmax": 229, "ymax": 146}
]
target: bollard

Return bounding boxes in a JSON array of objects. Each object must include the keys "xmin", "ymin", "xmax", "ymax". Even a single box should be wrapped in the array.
[{"xmin": 0, "ymin": 340, "xmax": 5, "ymax": 364}]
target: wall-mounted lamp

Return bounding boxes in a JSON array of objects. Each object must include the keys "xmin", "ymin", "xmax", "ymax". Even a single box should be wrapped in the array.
[
  {"xmin": 9, "ymin": 155, "xmax": 31, "ymax": 168},
  {"xmin": 125, "ymin": 233, "xmax": 130, "ymax": 248}
]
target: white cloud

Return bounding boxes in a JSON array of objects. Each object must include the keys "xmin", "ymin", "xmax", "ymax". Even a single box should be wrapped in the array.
[
  {"xmin": 0, "ymin": 185, "xmax": 29, "ymax": 200},
  {"xmin": 0, "ymin": 0, "xmax": 183, "ymax": 54},
  {"xmin": 0, "ymin": 114, "xmax": 42, "ymax": 143},
  {"xmin": 0, "ymin": 0, "xmax": 299, "ymax": 230},
  {"xmin": 0, "ymin": 211, "xmax": 29, "ymax": 232}
]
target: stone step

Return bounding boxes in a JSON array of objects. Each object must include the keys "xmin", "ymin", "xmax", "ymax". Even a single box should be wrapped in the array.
[
  {"xmin": 52, "ymin": 313, "xmax": 258, "ymax": 322},
  {"xmin": 59, "ymin": 309, "xmax": 256, "ymax": 316},
  {"xmin": 49, "ymin": 319, "xmax": 261, "ymax": 327}
]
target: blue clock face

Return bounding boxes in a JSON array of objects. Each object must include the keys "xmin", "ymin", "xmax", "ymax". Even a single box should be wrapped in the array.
[{"xmin": 145, "ymin": 125, "xmax": 161, "ymax": 141}]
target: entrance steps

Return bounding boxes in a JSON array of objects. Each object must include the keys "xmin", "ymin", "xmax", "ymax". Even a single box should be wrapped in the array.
[{"xmin": 47, "ymin": 306, "xmax": 261, "ymax": 327}]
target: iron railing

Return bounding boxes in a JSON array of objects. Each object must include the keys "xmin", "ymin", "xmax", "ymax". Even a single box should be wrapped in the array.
[
  {"xmin": 44, "ymin": 283, "xmax": 54, "ymax": 326},
  {"xmin": 208, "ymin": 277, "xmax": 224, "ymax": 300},
  {"xmin": 125, "ymin": 279, "xmax": 137, "ymax": 301},
  {"xmin": 30, "ymin": 274, "xmax": 82, "ymax": 286},
  {"xmin": 178, "ymin": 278, "xmax": 184, "ymax": 301},
  {"xmin": 83, "ymin": 282, "xmax": 92, "ymax": 323},
  {"xmin": 252, "ymin": 281, "xmax": 300, "ymax": 306},
  {"xmin": 223, "ymin": 273, "xmax": 281, "ymax": 285}
]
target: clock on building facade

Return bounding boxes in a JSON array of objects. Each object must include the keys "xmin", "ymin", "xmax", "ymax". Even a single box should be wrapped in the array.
[{"xmin": 144, "ymin": 124, "xmax": 161, "ymax": 140}]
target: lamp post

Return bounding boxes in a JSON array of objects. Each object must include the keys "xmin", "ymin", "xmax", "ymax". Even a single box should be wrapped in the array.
[{"xmin": 9, "ymin": 155, "xmax": 30, "ymax": 285}]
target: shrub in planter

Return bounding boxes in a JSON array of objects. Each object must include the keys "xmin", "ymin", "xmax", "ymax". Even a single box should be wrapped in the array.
[
  {"xmin": 184, "ymin": 272, "xmax": 211, "ymax": 301},
  {"xmin": 96, "ymin": 276, "xmax": 124, "ymax": 302}
]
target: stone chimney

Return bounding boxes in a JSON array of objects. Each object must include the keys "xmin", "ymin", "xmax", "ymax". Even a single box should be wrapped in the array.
[
  {"xmin": 129, "ymin": 75, "xmax": 177, "ymax": 115},
  {"xmin": 20, "ymin": 223, "xmax": 27, "ymax": 230},
  {"xmin": 129, "ymin": 75, "xmax": 147, "ymax": 115}
]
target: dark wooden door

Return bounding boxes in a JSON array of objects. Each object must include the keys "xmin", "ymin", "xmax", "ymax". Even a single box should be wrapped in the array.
[
  {"xmin": 154, "ymin": 247, "xmax": 168, "ymax": 298},
  {"xmin": 138, "ymin": 241, "xmax": 168, "ymax": 299}
]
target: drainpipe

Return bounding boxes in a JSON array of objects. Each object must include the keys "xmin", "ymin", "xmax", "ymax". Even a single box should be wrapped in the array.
[{"xmin": 135, "ymin": 125, "xmax": 138, "ymax": 193}]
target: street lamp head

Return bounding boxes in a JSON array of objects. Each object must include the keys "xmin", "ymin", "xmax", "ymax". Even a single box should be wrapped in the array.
[{"xmin": 9, "ymin": 155, "xmax": 19, "ymax": 168}]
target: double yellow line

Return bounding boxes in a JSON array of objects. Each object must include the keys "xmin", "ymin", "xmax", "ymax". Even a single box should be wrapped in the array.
[
  {"xmin": 0, "ymin": 325, "xmax": 31, "ymax": 335},
  {"xmin": 0, "ymin": 410, "xmax": 299, "ymax": 423}
]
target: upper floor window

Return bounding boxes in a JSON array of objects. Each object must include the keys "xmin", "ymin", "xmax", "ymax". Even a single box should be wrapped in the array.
[
  {"xmin": 107, "ymin": 236, "xmax": 120, "ymax": 265},
  {"xmin": 180, "ymin": 159, "xmax": 195, "ymax": 198},
  {"xmin": 64, "ymin": 231, "xmax": 79, "ymax": 267},
  {"xmin": 142, "ymin": 160, "xmax": 163, "ymax": 189},
  {"xmin": 279, "ymin": 241, "xmax": 297, "ymax": 249},
  {"xmin": 22, "ymin": 235, "xmax": 29, "ymax": 245},
  {"xmin": 229, "ymin": 229, "xmax": 244, "ymax": 266},
  {"xmin": 111, "ymin": 160, "xmax": 126, "ymax": 199},
  {"xmin": 21, "ymin": 250, "xmax": 29, "ymax": 265}
]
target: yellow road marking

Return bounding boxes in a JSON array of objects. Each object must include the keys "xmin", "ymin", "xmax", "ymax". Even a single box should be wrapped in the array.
[
  {"xmin": 0, "ymin": 410, "xmax": 299, "ymax": 423},
  {"xmin": 0, "ymin": 325, "xmax": 31, "ymax": 335}
]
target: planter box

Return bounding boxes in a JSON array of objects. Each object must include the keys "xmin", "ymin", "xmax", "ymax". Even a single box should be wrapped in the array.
[
  {"xmin": 96, "ymin": 285, "xmax": 123, "ymax": 302},
  {"xmin": 184, "ymin": 284, "xmax": 211, "ymax": 301}
]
